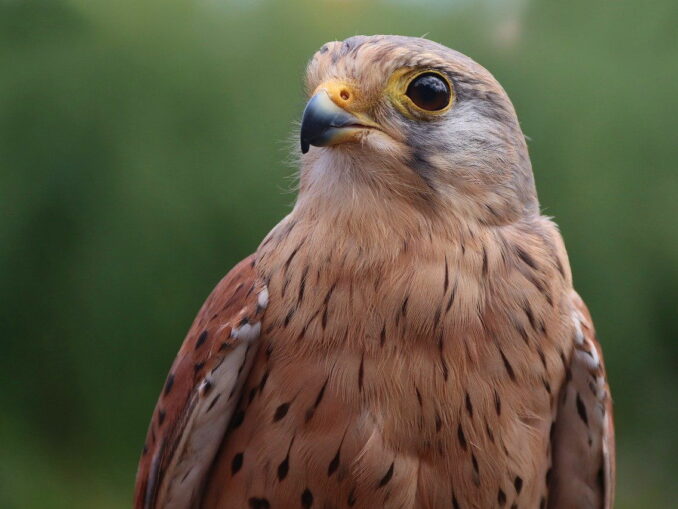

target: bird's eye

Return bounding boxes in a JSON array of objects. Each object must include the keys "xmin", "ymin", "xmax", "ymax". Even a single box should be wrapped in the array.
[{"xmin": 405, "ymin": 73, "xmax": 451, "ymax": 112}]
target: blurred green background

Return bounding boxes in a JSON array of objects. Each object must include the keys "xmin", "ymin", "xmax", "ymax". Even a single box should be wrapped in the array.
[{"xmin": 1, "ymin": 0, "xmax": 676, "ymax": 507}]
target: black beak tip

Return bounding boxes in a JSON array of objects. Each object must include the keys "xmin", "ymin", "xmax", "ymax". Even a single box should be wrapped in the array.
[{"xmin": 301, "ymin": 139, "xmax": 310, "ymax": 154}]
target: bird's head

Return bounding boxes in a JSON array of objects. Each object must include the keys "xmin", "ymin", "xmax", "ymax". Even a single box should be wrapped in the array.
[{"xmin": 297, "ymin": 35, "xmax": 537, "ymax": 230}]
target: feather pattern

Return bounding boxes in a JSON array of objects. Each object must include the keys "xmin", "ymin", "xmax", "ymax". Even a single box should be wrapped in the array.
[
  {"xmin": 134, "ymin": 256, "xmax": 267, "ymax": 509},
  {"xmin": 547, "ymin": 292, "xmax": 615, "ymax": 508}
]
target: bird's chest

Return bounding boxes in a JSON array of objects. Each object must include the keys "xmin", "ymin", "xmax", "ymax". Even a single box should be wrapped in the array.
[
  {"xmin": 246, "ymin": 247, "xmax": 568, "ymax": 508},
  {"xmin": 237, "ymin": 317, "xmax": 561, "ymax": 508}
]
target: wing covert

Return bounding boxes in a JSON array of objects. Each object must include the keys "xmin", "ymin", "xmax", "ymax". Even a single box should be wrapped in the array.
[
  {"xmin": 134, "ymin": 255, "xmax": 268, "ymax": 509},
  {"xmin": 548, "ymin": 292, "xmax": 615, "ymax": 508}
]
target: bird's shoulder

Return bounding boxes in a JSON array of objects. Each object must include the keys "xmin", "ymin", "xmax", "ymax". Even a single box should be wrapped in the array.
[{"xmin": 134, "ymin": 254, "xmax": 268, "ymax": 509}]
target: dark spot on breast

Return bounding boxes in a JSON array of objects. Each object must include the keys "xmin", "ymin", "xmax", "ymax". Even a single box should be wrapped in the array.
[
  {"xmin": 232, "ymin": 452, "xmax": 244, "ymax": 475},
  {"xmin": 445, "ymin": 281, "xmax": 457, "ymax": 313},
  {"xmin": 498, "ymin": 488, "xmax": 506, "ymax": 506},
  {"xmin": 358, "ymin": 354, "xmax": 365, "ymax": 391},
  {"xmin": 465, "ymin": 392, "xmax": 474, "ymax": 418},
  {"xmin": 194, "ymin": 361, "xmax": 205, "ymax": 374},
  {"xmin": 347, "ymin": 488, "xmax": 357, "ymax": 506},
  {"xmin": 516, "ymin": 246, "xmax": 538, "ymax": 269},
  {"xmin": 377, "ymin": 462, "xmax": 394, "ymax": 487},
  {"xmin": 401, "ymin": 296, "xmax": 409, "ymax": 317},
  {"xmin": 258, "ymin": 370, "xmax": 270, "ymax": 393},
  {"xmin": 499, "ymin": 349, "xmax": 516, "ymax": 381},
  {"xmin": 273, "ymin": 402, "xmax": 291, "ymax": 422},
  {"xmin": 195, "ymin": 330, "xmax": 208, "ymax": 349},
  {"xmin": 301, "ymin": 488, "xmax": 313, "ymax": 508},
  {"xmin": 457, "ymin": 423, "xmax": 467, "ymax": 451},
  {"xmin": 285, "ymin": 243, "xmax": 302, "ymax": 271},
  {"xmin": 514, "ymin": 476, "xmax": 523, "ymax": 493},
  {"xmin": 278, "ymin": 455, "xmax": 289, "ymax": 481},
  {"xmin": 523, "ymin": 304, "xmax": 536, "ymax": 331},
  {"xmin": 328, "ymin": 447, "xmax": 340, "ymax": 476},
  {"xmin": 284, "ymin": 308, "xmax": 295, "ymax": 327},
  {"xmin": 249, "ymin": 498, "xmax": 270, "ymax": 509},
  {"xmin": 157, "ymin": 409, "xmax": 165, "ymax": 426},
  {"xmin": 485, "ymin": 420, "xmax": 495, "ymax": 443},
  {"xmin": 452, "ymin": 494, "xmax": 460, "ymax": 509},
  {"xmin": 298, "ymin": 266, "xmax": 309, "ymax": 304},
  {"xmin": 471, "ymin": 454, "xmax": 480, "ymax": 485}
]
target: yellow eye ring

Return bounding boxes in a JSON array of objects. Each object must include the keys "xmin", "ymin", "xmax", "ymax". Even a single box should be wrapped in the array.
[{"xmin": 388, "ymin": 69, "xmax": 455, "ymax": 118}]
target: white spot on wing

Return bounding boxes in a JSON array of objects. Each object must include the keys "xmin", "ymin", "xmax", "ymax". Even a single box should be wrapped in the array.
[
  {"xmin": 258, "ymin": 287, "xmax": 269, "ymax": 309},
  {"xmin": 231, "ymin": 322, "xmax": 261, "ymax": 343}
]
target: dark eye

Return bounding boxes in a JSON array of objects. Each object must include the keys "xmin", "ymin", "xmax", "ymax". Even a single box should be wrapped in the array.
[{"xmin": 405, "ymin": 73, "xmax": 451, "ymax": 111}]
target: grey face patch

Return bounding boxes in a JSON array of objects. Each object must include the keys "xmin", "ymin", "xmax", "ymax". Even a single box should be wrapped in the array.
[{"xmin": 406, "ymin": 121, "xmax": 446, "ymax": 190}]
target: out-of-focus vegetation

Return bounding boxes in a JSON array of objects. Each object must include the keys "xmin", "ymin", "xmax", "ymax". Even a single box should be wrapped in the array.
[{"xmin": 1, "ymin": 0, "xmax": 676, "ymax": 507}]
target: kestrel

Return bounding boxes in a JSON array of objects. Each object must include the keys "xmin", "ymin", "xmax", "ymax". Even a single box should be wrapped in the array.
[{"xmin": 135, "ymin": 35, "xmax": 615, "ymax": 509}]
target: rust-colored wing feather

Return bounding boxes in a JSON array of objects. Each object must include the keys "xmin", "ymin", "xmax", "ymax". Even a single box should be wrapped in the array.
[
  {"xmin": 134, "ymin": 255, "xmax": 268, "ymax": 509},
  {"xmin": 548, "ymin": 292, "xmax": 615, "ymax": 508}
]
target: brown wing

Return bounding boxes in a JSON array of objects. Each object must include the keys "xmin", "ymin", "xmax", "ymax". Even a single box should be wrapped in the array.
[
  {"xmin": 548, "ymin": 292, "xmax": 615, "ymax": 508},
  {"xmin": 134, "ymin": 255, "xmax": 268, "ymax": 509}
]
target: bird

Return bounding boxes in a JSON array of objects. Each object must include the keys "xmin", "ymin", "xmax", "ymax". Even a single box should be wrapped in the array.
[{"xmin": 134, "ymin": 35, "xmax": 615, "ymax": 509}]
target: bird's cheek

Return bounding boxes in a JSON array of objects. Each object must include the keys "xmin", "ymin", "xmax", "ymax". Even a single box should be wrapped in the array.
[{"xmin": 362, "ymin": 129, "xmax": 407, "ymax": 156}]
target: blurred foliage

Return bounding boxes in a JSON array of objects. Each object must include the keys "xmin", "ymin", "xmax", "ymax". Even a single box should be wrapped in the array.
[{"xmin": 1, "ymin": 0, "xmax": 676, "ymax": 507}]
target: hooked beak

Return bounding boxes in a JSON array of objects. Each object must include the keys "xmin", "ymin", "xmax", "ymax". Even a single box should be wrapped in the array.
[{"xmin": 300, "ymin": 90, "xmax": 373, "ymax": 154}]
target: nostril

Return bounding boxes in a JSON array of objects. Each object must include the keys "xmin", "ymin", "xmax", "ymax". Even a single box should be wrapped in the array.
[{"xmin": 340, "ymin": 89, "xmax": 350, "ymax": 101}]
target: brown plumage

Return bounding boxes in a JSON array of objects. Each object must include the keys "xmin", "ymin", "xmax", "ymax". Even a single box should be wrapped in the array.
[{"xmin": 135, "ymin": 35, "xmax": 615, "ymax": 509}]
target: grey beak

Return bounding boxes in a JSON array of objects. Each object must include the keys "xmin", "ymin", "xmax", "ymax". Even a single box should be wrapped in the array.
[{"xmin": 300, "ymin": 90, "xmax": 360, "ymax": 154}]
